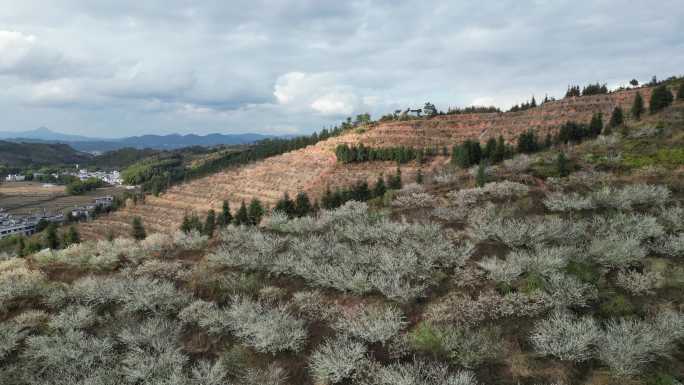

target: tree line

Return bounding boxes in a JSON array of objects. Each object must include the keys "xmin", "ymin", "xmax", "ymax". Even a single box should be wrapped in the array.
[
  {"xmin": 335, "ymin": 144, "xmax": 438, "ymax": 164},
  {"xmin": 175, "ymin": 167, "xmax": 406, "ymax": 237}
]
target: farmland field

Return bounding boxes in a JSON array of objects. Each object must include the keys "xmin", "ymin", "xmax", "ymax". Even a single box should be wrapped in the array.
[{"xmin": 0, "ymin": 181, "xmax": 130, "ymax": 216}]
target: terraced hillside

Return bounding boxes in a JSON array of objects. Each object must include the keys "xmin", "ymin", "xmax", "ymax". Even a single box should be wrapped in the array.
[{"xmin": 80, "ymin": 86, "xmax": 656, "ymax": 239}]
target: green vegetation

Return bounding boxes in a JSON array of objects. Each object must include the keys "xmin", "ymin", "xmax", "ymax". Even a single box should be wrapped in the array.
[
  {"xmin": 650, "ymin": 85, "xmax": 675, "ymax": 113},
  {"xmin": 607, "ymin": 106, "xmax": 624, "ymax": 132},
  {"xmin": 131, "ymin": 216, "xmax": 146, "ymax": 240},
  {"xmin": 65, "ymin": 177, "xmax": 105, "ymax": 195},
  {"xmin": 632, "ymin": 91, "xmax": 645, "ymax": 119},
  {"xmin": 0, "ymin": 141, "xmax": 91, "ymax": 168},
  {"xmin": 335, "ymin": 144, "xmax": 436, "ymax": 164}
]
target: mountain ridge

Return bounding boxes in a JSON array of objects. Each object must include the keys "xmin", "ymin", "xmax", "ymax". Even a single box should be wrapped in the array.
[{"xmin": 0, "ymin": 128, "xmax": 286, "ymax": 152}]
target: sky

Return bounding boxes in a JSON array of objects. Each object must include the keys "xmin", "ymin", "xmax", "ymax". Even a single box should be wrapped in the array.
[{"xmin": 1, "ymin": 1, "xmax": 683, "ymax": 138}]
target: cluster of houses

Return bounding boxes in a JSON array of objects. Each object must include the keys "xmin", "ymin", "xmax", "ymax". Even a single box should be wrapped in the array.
[
  {"xmin": 69, "ymin": 196, "xmax": 114, "ymax": 219},
  {"xmin": 0, "ymin": 209, "xmax": 64, "ymax": 239},
  {"xmin": 0, "ymin": 195, "xmax": 114, "ymax": 239},
  {"xmin": 72, "ymin": 169, "xmax": 122, "ymax": 185},
  {"xmin": 3, "ymin": 169, "xmax": 122, "ymax": 185}
]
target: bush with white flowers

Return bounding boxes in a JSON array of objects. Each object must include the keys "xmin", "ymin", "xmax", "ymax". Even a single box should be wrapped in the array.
[
  {"xmin": 530, "ymin": 311, "xmax": 601, "ymax": 362},
  {"xmin": 333, "ymin": 304, "xmax": 407, "ymax": 344},
  {"xmin": 225, "ymin": 296, "xmax": 307, "ymax": 354},
  {"xmin": 210, "ymin": 202, "xmax": 472, "ymax": 302},
  {"xmin": 309, "ymin": 336, "xmax": 368, "ymax": 384}
]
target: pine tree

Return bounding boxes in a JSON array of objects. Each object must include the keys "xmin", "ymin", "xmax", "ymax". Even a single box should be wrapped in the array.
[
  {"xmin": 63, "ymin": 225, "xmax": 80, "ymax": 246},
  {"xmin": 631, "ymin": 91, "xmax": 644, "ymax": 120},
  {"xmin": 294, "ymin": 192, "xmax": 312, "ymax": 217},
  {"xmin": 234, "ymin": 201, "xmax": 249, "ymax": 225},
  {"xmin": 493, "ymin": 136, "xmax": 506, "ymax": 163},
  {"xmin": 678, "ymin": 82, "xmax": 684, "ymax": 100},
  {"xmin": 131, "ymin": 217, "xmax": 146, "ymax": 241},
  {"xmin": 219, "ymin": 200, "xmax": 232, "ymax": 227},
  {"xmin": 204, "ymin": 209, "xmax": 216, "ymax": 237},
  {"xmin": 352, "ymin": 180, "xmax": 371, "ymax": 202},
  {"xmin": 247, "ymin": 198, "xmax": 265, "ymax": 226},
  {"xmin": 476, "ymin": 162, "xmax": 487, "ymax": 187},
  {"xmin": 321, "ymin": 187, "xmax": 335, "ymax": 210},
  {"xmin": 607, "ymin": 106, "xmax": 624, "ymax": 130},
  {"xmin": 45, "ymin": 223, "xmax": 59, "ymax": 249},
  {"xmin": 556, "ymin": 152, "xmax": 570, "ymax": 177},
  {"xmin": 649, "ymin": 85, "xmax": 674, "ymax": 113},
  {"xmin": 181, "ymin": 214, "xmax": 192, "ymax": 233},
  {"xmin": 275, "ymin": 192, "xmax": 296, "ymax": 217},
  {"xmin": 483, "ymin": 138, "xmax": 497, "ymax": 159},
  {"xmin": 530, "ymin": 96, "xmax": 537, "ymax": 108},
  {"xmin": 589, "ymin": 112, "xmax": 603, "ymax": 137},
  {"xmin": 17, "ymin": 236, "xmax": 26, "ymax": 257},
  {"xmin": 373, "ymin": 176, "xmax": 386, "ymax": 198},
  {"xmin": 388, "ymin": 167, "xmax": 402, "ymax": 190}
]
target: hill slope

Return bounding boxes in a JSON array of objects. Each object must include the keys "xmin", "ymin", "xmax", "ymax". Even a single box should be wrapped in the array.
[
  {"xmin": 0, "ymin": 141, "xmax": 92, "ymax": 168},
  {"xmin": 79, "ymin": 86, "xmax": 660, "ymax": 238}
]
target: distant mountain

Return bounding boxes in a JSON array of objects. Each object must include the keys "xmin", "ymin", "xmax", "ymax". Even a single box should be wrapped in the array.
[
  {"xmin": 0, "ymin": 127, "xmax": 96, "ymax": 142},
  {"xmin": 1, "ymin": 128, "xmax": 283, "ymax": 152}
]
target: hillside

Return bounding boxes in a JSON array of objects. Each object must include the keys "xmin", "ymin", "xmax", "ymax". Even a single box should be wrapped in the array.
[
  {"xmin": 80, "ymin": 85, "xmax": 662, "ymax": 239},
  {"xmin": 0, "ymin": 141, "xmax": 92, "ymax": 168},
  {"xmin": 2, "ymin": 88, "xmax": 684, "ymax": 385}
]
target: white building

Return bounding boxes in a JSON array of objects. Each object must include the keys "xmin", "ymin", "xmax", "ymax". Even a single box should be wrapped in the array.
[{"xmin": 5, "ymin": 174, "xmax": 26, "ymax": 182}]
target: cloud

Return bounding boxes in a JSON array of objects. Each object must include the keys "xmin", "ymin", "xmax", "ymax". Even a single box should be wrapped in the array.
[
  {"xmin": 274, "ymin": 72, "xmax": 363, "ymax": 116},
  {"xmin": 0, "ymin": 1, "xmax": 682, "ymax": 137},
  {"xmin": 0, "ymin": 30, "xmax": 75, "ymax": 80}
]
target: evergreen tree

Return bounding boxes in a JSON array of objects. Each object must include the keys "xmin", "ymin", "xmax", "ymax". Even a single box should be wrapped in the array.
[
  {"xmin": 589, "ymin": 112, "xmax": 603, "ymax": 137},
  {"xmin": 493, "ymin": 136, "xmax": 506, "ymax": 163},
  {"xmin": 629, "ymin": 79, "xmax": 639, "ymax": 87},
  {"xmin": 631, "ymin": 91, "xmax": 644, "ymax": 120},
  {"xmin": 181, "ymin": 214, "xmax": 192, "ymax": 233},
  {"xmin": 678, "ymin": 82, "xmax": 684, "ymax": 100},
  {"xmin": 45, "ymin": 223, "xmax": 59, "ymax": 249},
  {"xmin": 556, "ymin": 152, "xmax": 570, "ymax": 177},
  {"xmin": 483, "ymin": 138, "xmax": 497, "ymax": 159},
  {"xmin": 607, "ymin": 106, "xmax": 624, "ymax": 130},
  {"xmin": 475, "ymin": 162, "xmax": 487, "ymax": 187},
  {"xmin": 63, "ymin": 225, "xmax": 80, "ymax": 246},
  {"xmin": 373, "ymin": 176, "xmax": 386, "ymax": 198},
  {"xmin": 247, "ymin": 199, "xmax": 265, "ymax": 226},
  {"xmin": 321, "ymin": 187, "xmax": 335, "ymax": 210},
  {"xmin": 274, "ymin": 192, "xmax": 296, "ymax": 217},
  {"xmin": 388, "ymin": 168, "xmax": 402, "ymax": 190},
  {"xmin": 17, "ymin": 236, "xmax": 26, "ymax": 257},
  {"xmin": 649, "ymin": 85, "xmax": 674, "ymax": 113},
  {"xmin": 131, "ymin": 217, "xmax": 146, "ymax": 241},
  {"xmin": 294, "ymin": 192, "xmax": 312, "ymax": 217},
  {"xmin": 234, "ymin": 201, "xmax": 249, "ymax": 225},
  {"xmin": 530, "ymin": 96, "xmax": 537, "ymax": 108},
  {"xmin": 204, "ymin": 209, "xmax": 216, "ymax": 237},
  {"xmin": 218, "ymin": 200, "xmax": 232, "ymax": 227},
  {"xmin": 517, "ymin": 130, "xmax": 539, "ymax": 154},
  {"xmin": 416, "ymin": 169, "xmax": 423, "ymax": 184},
  {"xmin": 352, "ymin": 180, "xmax": 371, "ymax": 201}
]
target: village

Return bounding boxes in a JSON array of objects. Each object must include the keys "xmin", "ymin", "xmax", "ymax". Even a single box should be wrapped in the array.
[
  {"xmin": 4, "ymin": 168, "xmax": 123, "ymax": 185},
  {"xmin": 0, "ymin": 195, "xmax": 114, "ymax": 239}
]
